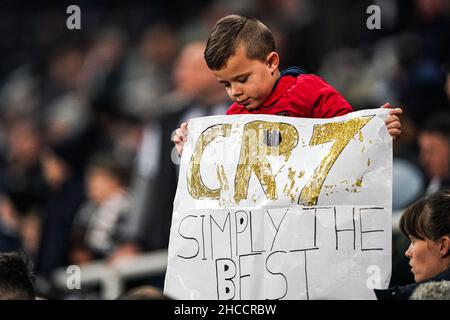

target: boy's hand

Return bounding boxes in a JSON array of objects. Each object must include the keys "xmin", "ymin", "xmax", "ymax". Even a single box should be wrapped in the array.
[
  {"xmin": 173, "ymin": 122, "xmax": 189, "ymax": 156},
  {"xmin": 381, "ymin": 103, "xmax": 402, "ymax": 140}
]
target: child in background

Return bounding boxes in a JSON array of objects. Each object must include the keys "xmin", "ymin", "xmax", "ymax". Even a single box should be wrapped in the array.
[{"xmin": 70, "ymin": 154, "xmax": 137, "ymax": 264}]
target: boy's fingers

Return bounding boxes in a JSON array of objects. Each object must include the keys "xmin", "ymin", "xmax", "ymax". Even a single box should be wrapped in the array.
[
  {"xmin": 389, "ymin": 128, "xmax": 401, "ymax": 139},
  {"xmin": 386, "ymin": 115, "xmax": 400, "ymax": 123},
  {"xmin": 173, "ymin": 133, "xmax": 185, "ymax": 145},
  {"xmin": 381, "ymin": 103, "xmax": 403, "ymax": 116},
  {"xmin": 387, "ymin": 121, "xmax": 401, "ymax": 130},
  {"xmin": 389, "ymin": 108, "xmax": 403, "ymax": 115},
  {"xmin": 178, "ymin": 124, "xmax": 188, "ymax": 136},
  {"xmin": 173, "ymin": 123, "xmax": 189, "ymax": 159},
  {"xmin": 175, "ymin": 128, "xmax": 187, "ymax": 139},
  {"xmin": 385, "ymin": 116, "xmax": 401, "ymax": 128}
]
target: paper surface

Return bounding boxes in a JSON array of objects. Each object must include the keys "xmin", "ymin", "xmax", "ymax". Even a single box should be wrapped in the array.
[{"xmin": 164, "ymin": 109, "xmax": 392, "ymax": 300}]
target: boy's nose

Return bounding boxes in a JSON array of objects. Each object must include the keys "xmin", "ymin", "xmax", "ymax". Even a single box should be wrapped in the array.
[{"xmin": 231, "ymin": 85, "xmax": 243, "ymax": 97}]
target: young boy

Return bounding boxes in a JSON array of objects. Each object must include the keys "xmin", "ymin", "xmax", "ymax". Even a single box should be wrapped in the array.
[
  {"xmin": 69, "ymin": 154, "xmax": 135, "ymax": 264},
  {"xmin": 173, "ymin": 14, "xmax": 402, "ymax": 156}
]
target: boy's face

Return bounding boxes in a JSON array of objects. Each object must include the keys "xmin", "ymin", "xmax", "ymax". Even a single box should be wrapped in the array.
[
  {"xmin": 212, "ymin": 45, "xmax": 279, "ymax": 110},
  {"xmin": 86, "ymin": 168, "xmax": 121, "ymax": 204}
]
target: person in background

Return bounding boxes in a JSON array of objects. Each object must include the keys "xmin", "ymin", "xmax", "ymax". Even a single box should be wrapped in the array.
[
  {"xmin": 69, "ymin": 153, "xmax": 136, "ymax": 265},
  {"xmin": 0, "ymin": 251, "xmax": 36, "ymax": 300},
  {"xmin": 127, "ymin": 41, "xmax": 228, "ymax": 253},
  {"xmin": 35, "ymin": 137, "xmax": 86, "ymax": 281},
  {"xmin": 418, "ymin": 113, "xmax": 450, "ymax": 195},
  {"xmin": 376, "ymin": 190, "xmax": 450, "ymax": 300}
]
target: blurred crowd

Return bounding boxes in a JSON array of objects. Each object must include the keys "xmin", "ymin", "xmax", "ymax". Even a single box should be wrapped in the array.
[{"xmin": 0, "ymin": 0, "xmax": 449, "ymax": 298}]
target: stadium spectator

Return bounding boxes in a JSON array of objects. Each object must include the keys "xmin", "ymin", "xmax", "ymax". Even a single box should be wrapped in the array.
[
  {"xmin": 69, "ymin": 153, "xmax": 136, "ymax": 265},
  {"xmin": 0, "ymin": 251, "xmax": 36, "ymax": 300},
  {"xmin": 376, "ymin": 190, "xmax": 450, "ymax": 299},
  {"xmin": 418, "ymin": 113, "xmax": 450, "ymax": 195}
]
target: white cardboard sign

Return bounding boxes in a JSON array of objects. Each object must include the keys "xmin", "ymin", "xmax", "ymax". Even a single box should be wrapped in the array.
[{"xmin": 164, "ymin": 109, "xmax": 392, "ymax": 300}]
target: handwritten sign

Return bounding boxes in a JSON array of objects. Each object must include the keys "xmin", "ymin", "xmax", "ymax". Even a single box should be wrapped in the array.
[{"xmin": 164, "ymin": 109, "xmax": 392, "ymax": 300}]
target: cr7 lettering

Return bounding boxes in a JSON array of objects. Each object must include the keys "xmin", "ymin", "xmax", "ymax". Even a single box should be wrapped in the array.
[{"xmin": 187, "ymin": 117, "xmax": 372, "ymax": 206}]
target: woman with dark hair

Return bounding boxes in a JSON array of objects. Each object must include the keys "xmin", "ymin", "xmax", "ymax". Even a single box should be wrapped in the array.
[{"xmin": 376, "ymin": 190, "xmax": 450, "ymax": 299}]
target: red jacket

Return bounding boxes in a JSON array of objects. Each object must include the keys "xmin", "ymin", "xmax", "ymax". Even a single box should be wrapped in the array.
[{"xmin": 226, "ymin": 70, "xmax": 352, "ymax": 118}]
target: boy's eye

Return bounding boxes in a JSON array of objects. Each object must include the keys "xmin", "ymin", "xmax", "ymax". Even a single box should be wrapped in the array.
[
  {"xmin": 223, "ymin": 82, "xmax": 231, "ymax": 88},
  {"xmin": 237, "ymin": 76, "xmax": 248, "ymax": 83}
]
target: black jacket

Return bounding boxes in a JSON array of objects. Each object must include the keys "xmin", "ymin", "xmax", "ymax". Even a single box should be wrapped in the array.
[{"xmin": 375, "ymin": 267, "xmax": 450, "ymax": 300}]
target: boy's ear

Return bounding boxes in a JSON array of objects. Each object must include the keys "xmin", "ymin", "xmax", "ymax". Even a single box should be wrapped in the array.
[{"xmin": 266, "ymin": 52, "xmax": 279, "ymax": 72}]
